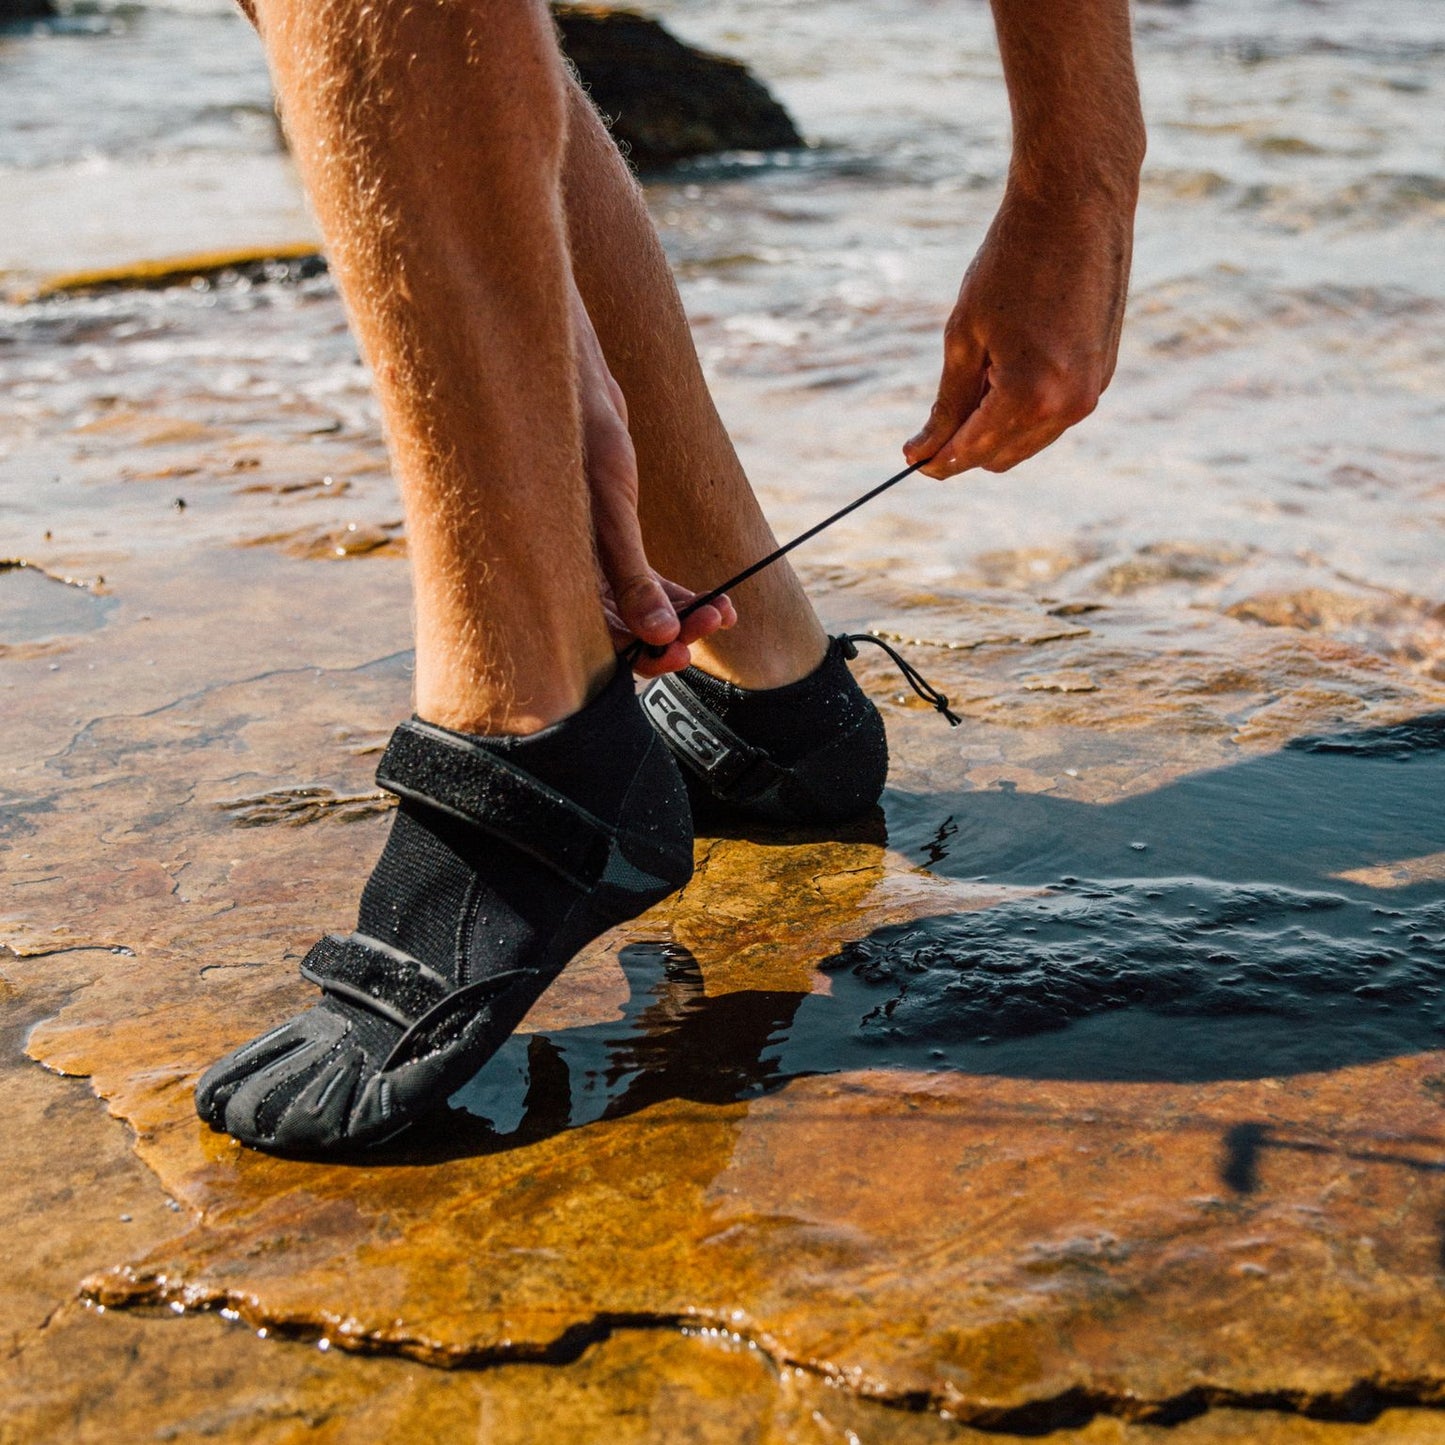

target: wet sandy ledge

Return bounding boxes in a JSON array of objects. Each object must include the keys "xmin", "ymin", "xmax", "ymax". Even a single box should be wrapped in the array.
[{"xmin": 3, "ymin": 258, "xmax": 1445, "ymax": 1440}]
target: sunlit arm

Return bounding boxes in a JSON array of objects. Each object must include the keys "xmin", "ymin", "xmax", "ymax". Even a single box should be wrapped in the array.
[{"xmin": 905, "ymin": 0, "xmax": 1147, "ymax": 478}]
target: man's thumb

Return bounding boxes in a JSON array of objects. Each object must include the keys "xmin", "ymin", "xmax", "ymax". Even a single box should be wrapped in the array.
[{"xmin": 614, "ymin": 573, "xmax": 679, "ymax": 647}]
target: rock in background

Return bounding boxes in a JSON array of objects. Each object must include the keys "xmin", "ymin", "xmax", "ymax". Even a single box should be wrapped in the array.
[
  {"xmin": 552, "ymin": 3, "xmax": 803, "ymax": 168},
  {"xmin": 258, "ymin": 6, "xmax": 800, "ymax": 174},
  {"xmin": 0, "ymin": 0, "xmax": 56, "ymax": 22}
]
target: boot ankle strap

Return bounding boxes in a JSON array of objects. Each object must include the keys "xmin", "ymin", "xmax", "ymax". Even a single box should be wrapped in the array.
[{"xmin": 376, "ymin": 720, "xmax": 613, "ymax": 890}]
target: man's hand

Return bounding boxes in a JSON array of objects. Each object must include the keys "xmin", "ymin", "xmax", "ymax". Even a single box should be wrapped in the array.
[
  {"xmin": 906, "ymin": 0, "xmax": 1145, "ymax": 481},
  {"xmin": 571, "ymin": 280, "xmax": 735, "ymax": 677},
  {"xmin": 904, "ymin": 188, "xmax": 1135, "ymax": 478}
]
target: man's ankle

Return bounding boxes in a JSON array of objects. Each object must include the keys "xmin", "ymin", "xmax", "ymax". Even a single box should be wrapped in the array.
[
  {"xmin": 416, "ymin": 651, "xmax": 619, "ymax": 738},
  {"xmin": 689, "ymin": 618, "xmax": 829, "ymax": 691}
]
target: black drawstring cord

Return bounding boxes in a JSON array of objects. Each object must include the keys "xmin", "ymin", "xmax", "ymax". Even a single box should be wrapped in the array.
[
  {"xmin": 676, "ymin": 458, "xmax": 930, "ymax": 624},
  {"xmin": 838, "ymin": 633, "xmax": 962, "ymax": 727},
  {"xmin": 618, "ymin": 455, "xmax": 961, "ymax": 728},
  {"xmin": 620, "ymin": 457, "xmax": 930, "ymax": 669}
]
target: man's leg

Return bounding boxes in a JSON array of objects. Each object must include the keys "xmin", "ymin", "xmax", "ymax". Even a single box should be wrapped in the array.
[
  {"xmin": 262, "ymin": 0, "xmax": 610, "ymax": 734},
  {"xmin": 557, "ymin": 85, "xmax": 891, "ymax": 828},
  {"xmin": 559, "ymin": 81, "xmax": 829, "ymax": 690},
  {"xmin": 197, "ymin": 0, "xmax": 695, "ymax": 1153}
]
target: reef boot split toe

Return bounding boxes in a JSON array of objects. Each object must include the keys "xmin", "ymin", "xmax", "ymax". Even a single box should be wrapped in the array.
[{"xmin": 195, "ymin": 665, "xmax": 694, "ymax": 1155}]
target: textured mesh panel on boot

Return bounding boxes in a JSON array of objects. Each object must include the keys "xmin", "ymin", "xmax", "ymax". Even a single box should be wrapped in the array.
[{"xmin": 356, "ymin": 807, "xmax": 482, "ymax": 984}]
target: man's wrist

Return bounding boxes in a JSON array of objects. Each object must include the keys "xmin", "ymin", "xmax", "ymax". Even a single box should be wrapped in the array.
[{"xmin": 1006, "ymin": 122, "xmax": 1145, "ymax": 211}]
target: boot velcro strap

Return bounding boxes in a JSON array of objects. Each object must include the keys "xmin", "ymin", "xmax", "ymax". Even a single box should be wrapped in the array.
[
  {"xmin": 300, "ymin": 932, "xmax": 452, "ymax": 1029},
  {"xmin": 376, "ymin": 720, "xmax": 612, "ymax": 890},
  {"xmin": 640, "ymin": 675, "xmax": 786, "ymax": 802}
]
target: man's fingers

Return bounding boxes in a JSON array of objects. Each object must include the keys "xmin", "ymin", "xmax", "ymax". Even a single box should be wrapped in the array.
[
  {"xmin": 903, "ymin": 406, "xmax": 958, "ymax": 469},
  {"xmin": 612, "ymin": 572, "xmax": 681, "ymax": 647},
  {"xmin": 604, "ymin": 576, "xmax": 735, "ymax": 677},
  {"xmin": 919, "ymin": 366, "xmax": 1101, "ymax": 477},
  {"xmin": 629, "ymin": 640, "xmax": 694, "ymax": 679},
  {"xmin": 703, "ymin": 592, "xmax": 738, "ymax": 630},
  {"xmin": 676, "ymin": 603, "xmax": 723, "ymax": 646},
  {"xmin": 905, "ymin": 385, "xmax": 985, "ymax": 467},
  {"xmin": 585, "ymin": 430, "xmax": 682, "ymax": 647},
  {"xmin": 904, "ymin": 334, "xmax": 987, "ymax": 468},
  {"xmin": 591, "ymin": 461, "xmax": 739, "ymax": 654},
  {"xmin": 917, "ymin": 381, "xmax": 1004, "ymax": 478},
  {"xmin": 658, "ymin": 577, "xmax": 735, "ymax": 638}
]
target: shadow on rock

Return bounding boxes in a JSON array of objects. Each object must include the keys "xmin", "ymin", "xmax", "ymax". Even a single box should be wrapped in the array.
[
  {"xmin": 839, "ymin": 711, "xmax": 1445, "ymax": 1082},
  {"xmin": 890, "ymin": 712, "xmax": 1445, "ymax": 899}
]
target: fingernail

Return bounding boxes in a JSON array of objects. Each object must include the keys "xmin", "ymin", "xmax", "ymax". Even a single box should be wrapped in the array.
[{"xmin": 642, "ymin": 608, "xmax": 674, "ymax": 633}]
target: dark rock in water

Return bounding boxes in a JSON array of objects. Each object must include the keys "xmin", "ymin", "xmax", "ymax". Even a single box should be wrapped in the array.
[
  {"xmin": 0, "ymin": 0, "xmax": 56, "ymax": 20},
  {"xmin": 551, "ymin": 4, "xmax": 803, "ymax": 169}
]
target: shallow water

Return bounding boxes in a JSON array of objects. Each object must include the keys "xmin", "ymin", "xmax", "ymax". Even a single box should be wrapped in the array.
[
  {"xmin": 5, "ymin": 0, "xmax": 1441, "ymax": 654},
  {"xmin": 893, "ymin": 715, "xmax": 1445, "ymax": 892},
  {"xmin": 0, "ymin": 560, "xmax": 115, "ymax": 642}
]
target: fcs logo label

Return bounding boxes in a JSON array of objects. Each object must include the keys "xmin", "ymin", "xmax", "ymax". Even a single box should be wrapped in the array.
[{"xmin": 644, "ymin": 687, "xmax": 728, "ymax": 769}]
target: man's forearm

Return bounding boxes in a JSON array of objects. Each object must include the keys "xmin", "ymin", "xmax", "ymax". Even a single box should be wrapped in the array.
[
  {"xmin": 990, "ymin": 0, "xmax": 1146, "ymax": 203},
  {"xmin": 904, "ymin": 0, "xmax": 1146, "ymax": 476}
]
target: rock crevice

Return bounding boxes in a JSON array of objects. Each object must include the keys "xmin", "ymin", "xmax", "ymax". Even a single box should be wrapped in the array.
[{"xmin": 69, "ymin": 1273, "xmax": 1445, "ymax": 1435}]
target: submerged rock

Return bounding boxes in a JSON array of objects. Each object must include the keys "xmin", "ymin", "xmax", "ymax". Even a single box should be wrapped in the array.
[
  {"xmin": 0, "ymin": 0, "xmax": 55, "ymax": 20},
  {"xmin": 551, "ymin": 4, "xmax": 803, "ymax": 168}
]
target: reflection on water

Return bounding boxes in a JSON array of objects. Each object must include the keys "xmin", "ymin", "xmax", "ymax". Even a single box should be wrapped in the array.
[
  {"xmin": 450, "ymin": 944, "xmax": 802, "ymax": 1141},
  {"xmin": 449, "ymin": 715, "xmax": 1445, "ymax": 1141}
]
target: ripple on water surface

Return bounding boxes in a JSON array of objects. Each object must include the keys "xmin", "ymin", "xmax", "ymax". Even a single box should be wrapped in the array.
[
  {"xmin": 858, "ymin": 713, "xmax": 1445, "ymax": 1082},
  {"xmin": 804, "ymin": 879, "xmax": 1445, "ymax": 1083}
]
